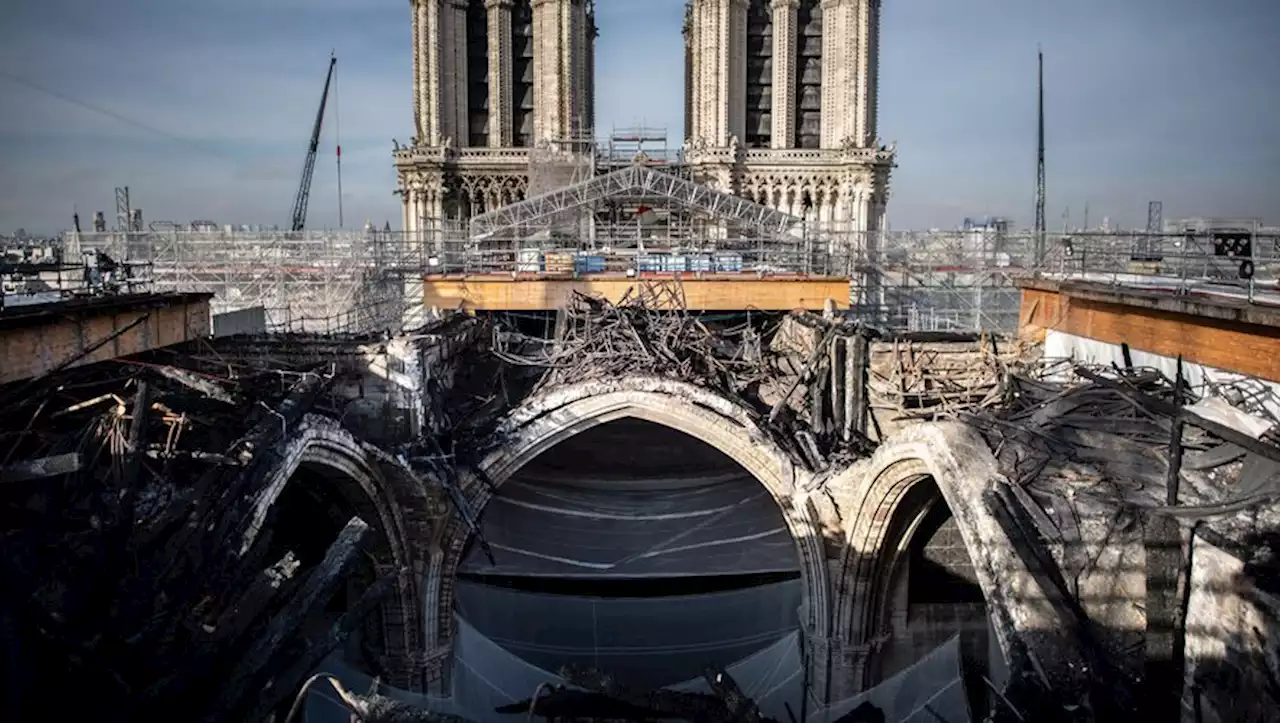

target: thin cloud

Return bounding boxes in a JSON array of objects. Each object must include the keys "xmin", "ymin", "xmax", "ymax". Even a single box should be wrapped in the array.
[{"xmin": 1, "ymin": 0, "xmax": 1277, "ymax": 235}]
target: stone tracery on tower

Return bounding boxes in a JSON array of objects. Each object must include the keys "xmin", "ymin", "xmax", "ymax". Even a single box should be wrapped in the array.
[
  {"xmin": 395, "ymin": 0, "xmax": 894, "ymax": 237},
  {"xmin": 683, "ymin": 0, "xmax": 895, "ymax": 234},
  {"xmin": 395, "ymin": 0, "xmax": 598, "ymax": 238}
]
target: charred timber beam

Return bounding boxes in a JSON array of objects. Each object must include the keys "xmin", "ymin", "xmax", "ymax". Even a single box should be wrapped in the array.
[
  {"xmin": 560, "ymin": 665, "xmax": 730, "ymax": 721},
  {"xmin": 769, "ymin": 326, "xmax": 837, "ymax": 425},
  {"xmin": 244, "ymin": 566, "xmax": 400, "ymax": 723},
  {"xmin": 0, "ymin": 452, "xmax": 82, "ymax": 483},
  {"xmin": 203, "ymin": 516, "xmax": 370, "ymax": 723},
  {"xmin": 150, "ymin": 365, "xmax": 236, "ymax": 405},
  {"xmin": 206, "ymin": 551, "xmax": 301, "ymax": 644},
  {"xmin": 1073, "ymin": 365, "xmax": 1280, "ymax": 465},
  {"xmin": 228, "ymin": 369, "xmax": 330, "ymax": 466},
  {"xmin": 848, "ymin": 334, "xmax": 869, "ymax": 439},
  {"xmin": 831, "ymin": 334, "xmax": 846, "ymax": 437},
  {"xmin": 119, "ymin": 380, "xmax": 150, "ymax": 531},
  {"xmin": 703, "ymin": 667, "xmax": 764, "ymax": 723},
  {"xmin": 1143, "ymin": 357, "xmax": 1186, "ymax": 718}
]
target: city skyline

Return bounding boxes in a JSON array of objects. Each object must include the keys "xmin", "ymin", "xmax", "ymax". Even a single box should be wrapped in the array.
[{"xmin": 1, "ymin": 0, "xmax": 1277, "ymax": 235}]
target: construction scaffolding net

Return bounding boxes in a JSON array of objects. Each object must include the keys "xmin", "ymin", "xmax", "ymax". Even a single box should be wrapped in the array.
[
  {"xmin": 527, "ymin": 136, "xmax": 596, "ymax": 198},
  {"xmin": 63, "ymin": 224, "xmax": 1280, "ymax": 336}
]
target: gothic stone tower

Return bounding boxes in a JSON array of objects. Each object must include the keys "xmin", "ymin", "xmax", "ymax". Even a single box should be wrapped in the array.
[
  {"xmin": 394, "ymin": 0, "xmax": 597, "ymax": 236},
  {"xmin": 684, "ymin": 0, "xmax": 895, "ymax": 234}
]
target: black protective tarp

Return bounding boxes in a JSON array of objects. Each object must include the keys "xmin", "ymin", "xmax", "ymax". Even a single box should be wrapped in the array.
[
  {"xmin": 304, "ymin": 624, "xmax": 804, "ymax": 723},
  {"xmin": 460, "ymin": 476, "xmax": 798, "ymax": 578}
]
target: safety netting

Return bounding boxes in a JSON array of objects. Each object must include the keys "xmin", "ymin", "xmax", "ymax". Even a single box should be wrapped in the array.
[
  {"xmin": 454, "ymin": 578, "xmax": 803, "ymax": 690},
  {"xmin": 458, "ymin": 475, "xmax": 798, "ymax": 578},
  {"xmin": 806, "ymin": 634, "xmax": 971, "ymax": 723}
]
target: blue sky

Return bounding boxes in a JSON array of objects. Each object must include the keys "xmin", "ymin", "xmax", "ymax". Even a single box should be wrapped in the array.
[{"xmin": 1, "ymin": 0, "xmax": 1276, "ymax": 235}]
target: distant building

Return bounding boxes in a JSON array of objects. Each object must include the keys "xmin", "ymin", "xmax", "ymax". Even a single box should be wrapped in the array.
[
  {"xmin": 962, "ymin": 217, "xmax": 1011, "ymax": 234},
  {"xmin": 1164, "ymin": 217, "xmax": 1266, "ymax": 234}
]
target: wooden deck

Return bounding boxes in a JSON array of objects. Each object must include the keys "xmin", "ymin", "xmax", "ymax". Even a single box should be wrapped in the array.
[
  {"xmin": 421, "ymin": 274, "xmax": 851, "ymax": 312},
  {"xmin": 1019, "ymin": 278, "xmax": 1280, "ymax": 382}
]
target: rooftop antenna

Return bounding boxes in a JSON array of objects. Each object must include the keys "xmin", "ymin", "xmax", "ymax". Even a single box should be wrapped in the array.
[{"xmin": 1034, "ymin": 46, "xmax": 1046, "ymax": 258}]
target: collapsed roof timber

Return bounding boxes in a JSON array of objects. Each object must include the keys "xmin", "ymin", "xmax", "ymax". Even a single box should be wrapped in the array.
[{"xmin": 1, "ymin": 286, "xmax": 1278, "ymax": 722}]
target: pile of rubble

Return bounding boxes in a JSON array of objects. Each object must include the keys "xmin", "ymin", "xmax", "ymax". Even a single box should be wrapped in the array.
[{"xmin": 0, "ymin": 348, "xmax": 399, "ymax": 721}]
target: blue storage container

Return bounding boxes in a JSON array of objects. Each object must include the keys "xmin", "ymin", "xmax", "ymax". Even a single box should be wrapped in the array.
[
  {"xmin": 687, "ymin": 254, "xmax": 713, "ymax": 273},
  {"xmin": 662, "ymin": 255, "xmax": 688, "ymax": 273},
  {"xmin": 575, "ymin": 254, "xmax": 607, "ymax": 273},
  {"xmin": 714, "ymin": 253, "xmax": 744, "ymax": 273},
  {"xmin": 637, "ymin": 255, "xmax": 662, "ymax": 273}
]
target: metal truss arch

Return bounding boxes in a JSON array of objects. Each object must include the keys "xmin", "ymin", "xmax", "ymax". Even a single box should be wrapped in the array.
[{"xmin": 467, "ymin": 163, "xmax": 804, "ymax": 238}]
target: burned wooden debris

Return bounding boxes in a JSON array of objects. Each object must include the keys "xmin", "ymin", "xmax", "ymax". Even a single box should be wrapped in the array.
[
  {"xmin": 0, "ymin": 348, "xmax": 403, "ymax": 722},
  {"xmin": 946, "ymin": 358, "xmax": 1280, "ymax": 719},
  {"xmin": 487, "ymin": 282, "xmax": 878, "ymax": 468},
  {"xmin": 499, "ymin": 664, "xmax": 808, "ymax": 723},
  {"xmin": 866, "ymin": 331, "xmax": 1034, "ymax": 439},
  {"xmin": 963, "ymin": 361, "xmax": 1280, "ymax": 528}
]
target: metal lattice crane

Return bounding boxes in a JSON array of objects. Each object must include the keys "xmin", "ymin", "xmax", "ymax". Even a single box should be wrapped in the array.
[{"xmin": 290, "ymin": 54, "xmax": 337, "ymax": 233}]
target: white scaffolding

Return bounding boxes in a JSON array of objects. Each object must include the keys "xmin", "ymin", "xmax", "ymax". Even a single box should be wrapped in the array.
[
  {"xmin": 469, "ymin": 165, "xmax": 803, "ymax": 238},
  {"xmin": 66, "ymin": 219, "xmax": 1280, "ymax": 336},
  {"xmin": 82, "ymin": 229, "xmax": 401, "ymax": 333}
]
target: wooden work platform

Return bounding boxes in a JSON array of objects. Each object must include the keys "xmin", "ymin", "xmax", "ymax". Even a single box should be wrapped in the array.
[
  {"xmin": 1018, "ymin": 278, "xmax": 1280, "ymax": 382},
  {"xmin": 1, "ymin": 292, "xmax": 213, "ymax": 385},
  {"xmin": 421, "ymin": 274, "xmax": 851, "ymax": 311}
]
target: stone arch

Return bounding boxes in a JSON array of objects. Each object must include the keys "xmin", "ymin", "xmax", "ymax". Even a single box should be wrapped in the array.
[
  {"xmin": 427, "ymin": 376, "xmax": 830, "ymax": 689},
  {"xmin": 240, "ymin": 414, "xmax": 428, "ymax": 688},
  {"xmin": 826, "ymin": 422, "xmax": 1054, "ymax": 699}
]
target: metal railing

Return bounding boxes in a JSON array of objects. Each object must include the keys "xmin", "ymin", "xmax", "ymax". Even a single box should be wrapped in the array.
[{"xmin": 58, "ymin": 226, "xmax": 1279, "ymax": 335}]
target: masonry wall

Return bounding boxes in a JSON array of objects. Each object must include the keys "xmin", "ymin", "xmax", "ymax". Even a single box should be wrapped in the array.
[
  {"xmin": 202, "ymin": 321, "xmax": 482, "ymax": 448},
  {"xmin": 1182, "ymin": 533, "xmax": 1280, "ymax": 723},
  {"xmin": 1, "ymin": 295, "xmax": 211, "ymax": 385},
  {"xmin": 865, "ymin": 335, "xmax": 1020, "ymax": 442}
]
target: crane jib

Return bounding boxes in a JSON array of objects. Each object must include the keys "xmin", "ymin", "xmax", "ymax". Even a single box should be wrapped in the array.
[{"xmin": 290, "ymin": 55, "xmax": 338, "ymax": 233}]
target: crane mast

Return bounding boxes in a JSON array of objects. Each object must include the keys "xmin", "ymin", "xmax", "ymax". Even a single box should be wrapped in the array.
[{"xmin": 290, "ymin": 54, "xmax": 337, "ymax": 233}]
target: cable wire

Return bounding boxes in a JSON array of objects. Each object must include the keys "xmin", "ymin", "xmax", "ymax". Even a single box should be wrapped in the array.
[{"xmin": 0, "ymin": 68, "xmax": 231, "ymax": 160}]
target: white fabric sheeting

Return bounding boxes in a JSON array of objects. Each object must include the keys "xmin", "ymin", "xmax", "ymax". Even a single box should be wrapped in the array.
[
  {"xmin": 1044, "ymin": 329, "xmax": 1280, "ymax": 424},
  {"xmin": 454, "ymin": 578, "xmax": 803, "ymax": 689},
  {"xmin": 460, "ymin": 477, "xmax": 798, "ymax": 578}
]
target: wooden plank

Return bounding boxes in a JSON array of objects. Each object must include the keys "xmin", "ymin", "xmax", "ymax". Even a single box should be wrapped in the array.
[
  {"xmin": 421, "ymin": 276, "xmax": 851, "ymax": 311},
  {"xmin": 1020, "ymin": 287, "xmax": 1280, "ymax": 382}
]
